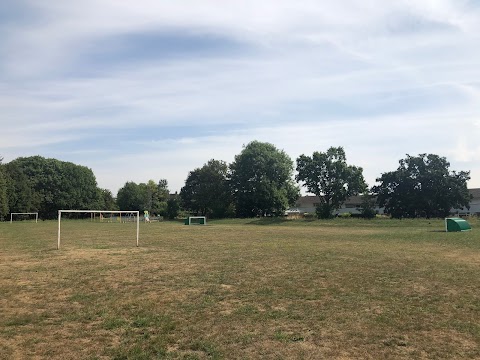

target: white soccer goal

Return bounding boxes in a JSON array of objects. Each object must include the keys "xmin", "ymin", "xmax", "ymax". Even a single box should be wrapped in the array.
[
  {"xmin": 188, "ymin": 216, "xmax": 207, "ymax": 225},
  {"xmin": 57, "ymin": 210, "xmax": 139, "ymax": 250},
  {"xmin": 10, "ymin": 212, "xmax": 38, "ymax": 223}
]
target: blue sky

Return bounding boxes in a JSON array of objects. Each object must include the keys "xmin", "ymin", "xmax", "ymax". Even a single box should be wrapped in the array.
[{"xmin": 1, "ymin": 0, "xmax": 480, "ymax": 194}]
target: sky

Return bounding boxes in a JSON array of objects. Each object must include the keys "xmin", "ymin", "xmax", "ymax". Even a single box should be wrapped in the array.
[{"xmin": 1, "ymin": 0, "xmax": 480, "ymax": 195}]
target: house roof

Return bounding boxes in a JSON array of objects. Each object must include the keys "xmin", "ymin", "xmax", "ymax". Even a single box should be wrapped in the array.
[
  {"xmin": 344, "ymin": 195, "xmax": 363, "ymax": 205},
  {"xmin": 295, "ymin": 196, "xmax": 319, "ymax": 206},
  {"xmin": 295, "ymin": 195, "xmax": 365, "ymax": 207},
  {"xmin": 469, "ymin": 188, "xmax": 480, "ymax": 199},
  {"xmin": 295, "ymin": 188, "xmax": 480, "ymax": 206}
]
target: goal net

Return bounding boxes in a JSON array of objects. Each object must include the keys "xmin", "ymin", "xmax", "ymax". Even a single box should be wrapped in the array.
[
  {"xmin": 57, "ymin": 210, "xmax": 139, "ymax": 249},
  {"xmin": 188, "ymin": 216, "xmax": 207, "ymax": 225},
  {"xmin": 10, "ymin": 212, "xmax": 38, "ymax": 223}
]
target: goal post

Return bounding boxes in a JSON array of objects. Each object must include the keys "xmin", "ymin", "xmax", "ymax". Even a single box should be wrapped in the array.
[
  {"xmin": 188, "ymin": 216, "xmax": 207, "ymax": 225},
  {"xmin": 10, "ymin": 212, "xmax": 38, "ymax": 223},
  {"xmin": 57, "ymin": 210, "xmax": 140, "ymax": 250}
]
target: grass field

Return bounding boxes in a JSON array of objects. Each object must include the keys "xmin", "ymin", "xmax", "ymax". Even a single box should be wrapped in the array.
[{"xmin": 1, "ymin": 217, "xmax": 480, "ymax": 359}]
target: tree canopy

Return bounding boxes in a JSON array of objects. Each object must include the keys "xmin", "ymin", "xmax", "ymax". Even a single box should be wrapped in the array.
[
  {"xmin": 8, "ymin": 156, "xmax": 102, "ymax": 219},
  {"xmin": 116, "ymin": 181, "xmax": 146, "ymax": 212},
  {"xmin": 372, "ymin": 153, "xmax": 471, "ymax": 218},
  {"xmin": 0, "ymin": 157, "xmax": 8, "ymax": 220},
  {"xmin": 296, "ymin": 147, "xmax": 367, "ymax": 218},
  {"xmin": 229, "ymin": 141, "xmax": 299, "ymax": 217},
  {"xmin": 0, "ymin": 146, "xmax": 476, "ymax": 222},
  {"xmin": 180, "ymin": 159, "xmax": 232, "ymax": 218},
  {"xmin": 166, "ymin": 195, "xmax": 180, "ymax": 220},
  {"xmin": 98, "ymin": 189, "xmax": 118, "ymax": 211},
  {"xmin": 116, "ymin": 179, "xmax": 170, "ymax": 215}
]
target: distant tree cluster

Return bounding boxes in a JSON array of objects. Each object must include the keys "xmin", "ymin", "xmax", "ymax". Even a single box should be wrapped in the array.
[
  {"xmin": 116, "ymin": 179, "xmax": 179, "ymax": 219},
  {"xmin": 373, "ymin": 154, "xmax": 471, "ymax": 218},
  {"xmin": 179, "ymin": 141, "xmax": 299, "ymax": 218},
  {"xmin": 0, "ymin": 156, "xmax": 109, "ymax": 220},
  {"xmin": 0, "ymin": 142, "xmax": 473, "ymax": 220},
  {"xmin": 0, "ymin": 157, "xmax": 8, "ymax": 219}
]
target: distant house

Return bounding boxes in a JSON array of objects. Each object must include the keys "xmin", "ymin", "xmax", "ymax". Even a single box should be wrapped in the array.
[
  {"xmin": 291, "ymin": 188, "xmax": 480, "ymax": 217},
  {"xmin": 452, "ymin": 188, "xmax": 480, "ymax": 216},
  {"xmin": 292, "ymin": 195, "xmax": 384, "ymax": 216}
]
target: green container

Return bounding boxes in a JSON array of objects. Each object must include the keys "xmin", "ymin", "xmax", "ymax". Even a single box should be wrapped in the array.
[
  {"xmin": 445, "ymin": 218, "xmax": 472, "ymax": 232},
  {"xmin": 184, "ymin": 218, "xmax": 189, "ymax": 225}
]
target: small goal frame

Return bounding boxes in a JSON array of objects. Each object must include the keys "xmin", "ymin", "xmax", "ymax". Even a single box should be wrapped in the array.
[
  {"xmin": 188, "ymin": 216, "xmax": 207, "ymax": 225},
  {"xmin": 57, "ymin": 210, "xmax": 140, "ymax": 250},
  {"xmin": 10, "ymin": 212, "xmax": 38, "ymax": 223}
]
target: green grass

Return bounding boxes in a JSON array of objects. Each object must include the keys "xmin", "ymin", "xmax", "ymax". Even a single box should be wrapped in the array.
[{"xmin": 1, "ymin": 217, "xmax": 480, "ymax": 359}]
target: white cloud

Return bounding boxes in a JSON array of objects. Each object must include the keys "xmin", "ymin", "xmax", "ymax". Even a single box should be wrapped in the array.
[
  {"xmin": 73, "ymin": 112, "xmax": 477, "ymax": 194},
  {"xmin": 1, "ymin": 0, "xmax": 480, "ymax": 193}
]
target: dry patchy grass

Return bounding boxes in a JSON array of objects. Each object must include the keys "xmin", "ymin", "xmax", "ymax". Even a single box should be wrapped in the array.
[{"xmin": 1, "ymin": 218, "xmax": 480, "ymax": 359}]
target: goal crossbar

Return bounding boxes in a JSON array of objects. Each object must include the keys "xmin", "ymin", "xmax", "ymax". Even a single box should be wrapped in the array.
[
  {"xmin": 10, "ymin": 212, "xmax": 39, "ymax": 223},
  {"xmin": 57, "ymin": 210, "xmax": 140, "ymax": 250}
]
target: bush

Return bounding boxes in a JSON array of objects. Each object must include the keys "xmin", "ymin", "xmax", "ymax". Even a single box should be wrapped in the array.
[
  {"xmin": 361, "ymin": 208, "xmax": 376, "ymax": 219},
  {"xmin": 303, "ymin": 213, "xmax": 316, "ymax": 220},
  {"xmin": 315, "ymin": 204, "xmax": 335, "ymax": 219}
]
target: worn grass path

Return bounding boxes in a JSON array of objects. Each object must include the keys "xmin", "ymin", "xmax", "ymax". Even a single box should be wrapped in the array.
[{"xmin": 1, "ymin": 218, "xmax": 480, "ymax": 359}]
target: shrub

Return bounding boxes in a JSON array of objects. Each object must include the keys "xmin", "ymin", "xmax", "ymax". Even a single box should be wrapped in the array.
[{"xmin": 303, "ymin": 213, "xmax": 316, "ymax": 220}]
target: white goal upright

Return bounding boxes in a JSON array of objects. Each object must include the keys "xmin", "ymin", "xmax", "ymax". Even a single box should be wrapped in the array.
[
  {"xmin": 10, "ymin": 212, "xmax": 39, "ymax": 223},
  {"xmin": 57, "ymin": 210, "xmax": 140, "ymax": 250}
]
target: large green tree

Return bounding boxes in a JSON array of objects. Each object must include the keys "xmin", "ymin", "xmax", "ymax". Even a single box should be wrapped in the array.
[
  {"xmin": 166, "ymin": 195, "xmax": 180, "ymax": 220},
  {"xmin": 116, "ymin": 179, "xmax": 170, "ymax": 215},
  {"xmin": 372, "ymin": 153, "xmax": 471, "ymax": 218},
  {"xmin": 0, "ymin": 157, "xmax": 8, "ymax": 220},
  {"xmin": 116, "ymin": 182, "xmax": 145, "ymax": 211},
  {"xmin": 4, "ymin": 162, "xmax": 36, "ymax": 214},
  {"xmin": 229, "ymin": 141, "xmax": 299, "ymax": 217},
  {"xmin": 9, "ymin": 156, "xmax": 102, "ymax": 219},
  {"xmin": 296, "ymin": 147, "xmax": 367, "ymax": 218},
  {"xmin": 150, "ymin": 179, "xmax": 170, "ymax": 216},
  {"xmin": 180, "ymin": 159, "xmax": 232, "ymax": 218},
  {"xmin": 99, "ymin": 189, "xmax": 118, "ymax": 210}
]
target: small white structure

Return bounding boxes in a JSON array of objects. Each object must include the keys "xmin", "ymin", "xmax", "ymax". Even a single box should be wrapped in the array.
[
  {"xmin": 57, "ymin": 210, "xmax": 139, "ymax": 250},
  {"xmin": 10, "ymin": 212, "xmax": 38, "ymax": 223}
]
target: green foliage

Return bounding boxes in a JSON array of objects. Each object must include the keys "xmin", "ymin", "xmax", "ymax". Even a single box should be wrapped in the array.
[
  {"xmin": 315, "ymin": 203, "xmax": 335, "ymax": 219},
  {"xmin": 229, "ymin": 141, "xmax": 299, "ymax": 217},
  {"xmin": 8, "ymin": 156, "xmax": 102, "ymax": 219},
  {"xmin": 0, "ymin": 158, "xmax": 8, "ymax": 220},
  {"xmin": 4, "ymin": 162, "xmax": 36, "ymax": 214},
  {"xmin": 99, "ymin": 189, "xmax": 118, "ymax": 210},
  {"xmin": 357, "ymin": 193, "xmax": 377, "ymax": 219},
  {"xmin": 116, "ymin": 179, "xmax": 170, "ymax": 215},
  {"xmin": 145, "ymin": 179, "xmax": 169, "ymax": 216},
  {"xmin": 296, "ymin": 146, "xmax": 367, "ymax": 219},
  {"xmin": 180, "ymin": 159, "xmax": 232, "ymax": 218},
  {"xmin": 373, "ymin": 154, "xmax": 471, "ymax": 218},
  {"xmin": 116, "ymin": 182, "xmax": 146, "ymax": 211},
  {"xmin": 166, "ymin": 196, "xmax": 180, "ymax": 220}
]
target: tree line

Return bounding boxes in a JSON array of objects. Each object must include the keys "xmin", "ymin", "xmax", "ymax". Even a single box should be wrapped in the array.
[{"xmin": 0, "ymin": 141, "xmax": 472, "ymax": 220}]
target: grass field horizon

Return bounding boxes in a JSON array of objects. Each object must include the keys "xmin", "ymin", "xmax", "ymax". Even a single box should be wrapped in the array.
[{"xmin": 1, "ymin": 217, "xmax": 480, "ymax": 359}]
